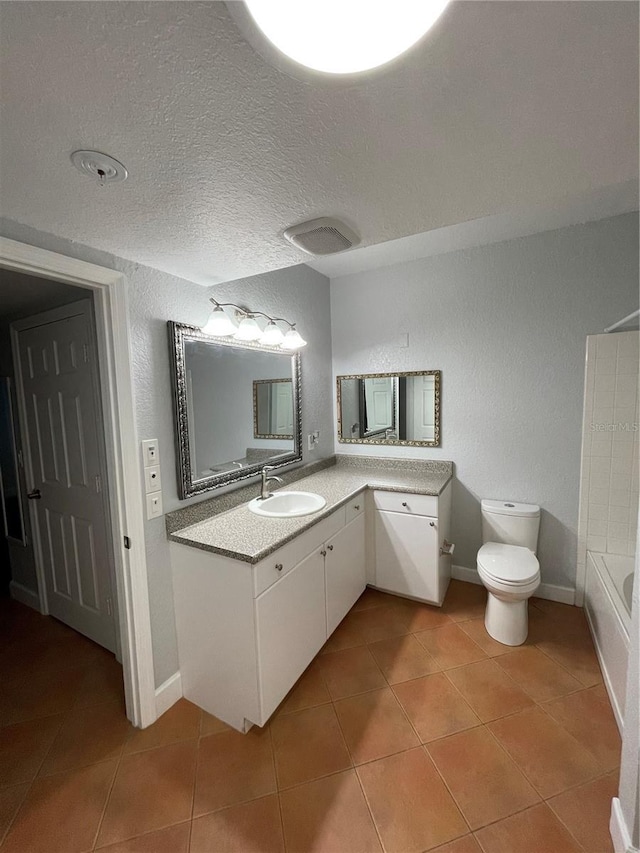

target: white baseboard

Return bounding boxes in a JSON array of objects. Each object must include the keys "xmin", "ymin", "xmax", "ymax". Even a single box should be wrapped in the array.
[
  {"xmin": 154, "ymin": 671, "xmax": 182, "ymax": 718},
  {"xmin": 610, "ymin": 797, "xmax": 639, "ymax": 853},
  {"xmin": 9, "ymin": 580, "xmax": 41, "ymax": 612},
  {"xmin": 452, "ymin": 565, "xmax": 576, "ymax": 605}
]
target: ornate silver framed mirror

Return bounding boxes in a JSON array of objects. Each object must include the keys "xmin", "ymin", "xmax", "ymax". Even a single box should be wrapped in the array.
[
  {"xmin": 337, "ymin": 370, "xmax": 441, "ymax": 447},
  {"xmin": 168, "ymin": 322, "xmax": 302, "ymax": 498}
]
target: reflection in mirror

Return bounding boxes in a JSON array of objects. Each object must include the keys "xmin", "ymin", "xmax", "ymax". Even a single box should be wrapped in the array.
[
  {"xmin": 337, "ymin": 370, "xmax": 440, "ymax": 446},
  {"xmin": 254, "ymin": 379, "xmax": 294, "ymax": 439},
  {"xmin": 169, "ymin": 323, "xmax": 301, "ymax": 498}
]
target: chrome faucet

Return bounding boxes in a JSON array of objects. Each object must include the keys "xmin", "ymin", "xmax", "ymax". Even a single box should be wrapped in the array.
[{"xmin": 259, "ymin": 465, "xmax": 283, "ymax": 500}]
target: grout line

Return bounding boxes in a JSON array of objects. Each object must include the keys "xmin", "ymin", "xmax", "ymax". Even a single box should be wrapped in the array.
[{"xmin": 267, "ymin": 718, "xmax": 287, "ymax": 852}]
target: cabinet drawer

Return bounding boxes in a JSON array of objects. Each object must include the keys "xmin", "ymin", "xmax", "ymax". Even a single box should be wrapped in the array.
[
  {"xmin": 345, "ymin": 492, "xmax": 365, "ymax": 524},
  {"xmin": 253, "ymin": 506, "xmax": 345, "ymax": 597},
  {"xmin": 373, "ymin": 490, "xmax": 438, "ymax": 517}
]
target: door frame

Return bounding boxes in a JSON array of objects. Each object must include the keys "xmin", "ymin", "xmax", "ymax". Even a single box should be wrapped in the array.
[{"xmin": 0, "ymin": 236, "xmax": 156, "ymax": 728}]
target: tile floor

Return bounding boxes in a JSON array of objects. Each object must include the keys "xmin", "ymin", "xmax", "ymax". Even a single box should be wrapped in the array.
[{"xmin": 0, "ymin": 581, "xmax": 621, "ymax": 852}]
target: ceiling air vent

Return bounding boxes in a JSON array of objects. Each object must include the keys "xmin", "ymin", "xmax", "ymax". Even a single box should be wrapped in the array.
[{"xmin": 283, "ymin": 218, "xmax": 359, "ymax": 256}]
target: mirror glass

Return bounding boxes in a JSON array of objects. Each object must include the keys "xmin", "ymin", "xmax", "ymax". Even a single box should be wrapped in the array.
[
  {"xmin": 337, "ymin": 370, "xmax": 440, "ymax": 446},
  {"xmin": 169, "ymin": 323, "xmax": 301, "ymax": 498}
]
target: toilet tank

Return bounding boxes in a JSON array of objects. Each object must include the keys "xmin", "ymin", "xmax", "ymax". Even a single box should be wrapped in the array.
[{"xmin": 481, "ymin": 500, "xmax": 540, "ymax": 554}]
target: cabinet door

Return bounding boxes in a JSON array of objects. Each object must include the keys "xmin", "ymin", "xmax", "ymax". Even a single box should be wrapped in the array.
[
  {"xmin": 255, "ymin": 548, "xmax": 327, "ymax": 723},
  {"xmin": 375, "ymin": 510, "xmax": 440, "ymax": 603},
  {"xmin": 325, "ymin": 514, "xmax": 366, "ymax": 635}
]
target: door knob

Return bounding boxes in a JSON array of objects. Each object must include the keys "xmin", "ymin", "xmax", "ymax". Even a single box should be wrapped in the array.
[{"xmin": 27, "ymin": 489, "xmax": 41, "ymax": 500}]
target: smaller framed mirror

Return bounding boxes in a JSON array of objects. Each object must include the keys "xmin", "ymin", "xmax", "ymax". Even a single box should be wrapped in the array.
[
  {"xmin": 337, "ymin": 370, "xmax": 440, "ymax": 447},
  {"xmin": 253, "ymin": 379, "xmax": 294, "ymax": 439}
]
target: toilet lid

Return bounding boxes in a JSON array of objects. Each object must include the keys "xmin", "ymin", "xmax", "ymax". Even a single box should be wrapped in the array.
[{"xmin": 478, "ymin": 542, "xmax": 539, "ymax": 584}]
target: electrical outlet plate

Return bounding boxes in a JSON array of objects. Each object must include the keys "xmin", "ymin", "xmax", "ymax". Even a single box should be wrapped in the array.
[
  {"xmin": 146, "ymin": 492, "xmax": 163, "ymax": 519},
  {"xmin": 144, "ymin": 465, "xmax": 162, "ymax": 493},
  {"xmin": 141, "ymin": 439, "xmax": 159, "ymax": 466}
]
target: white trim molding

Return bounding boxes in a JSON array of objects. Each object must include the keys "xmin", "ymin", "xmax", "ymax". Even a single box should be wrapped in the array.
[
  {"xmin": 610, "ymin": 797, "xmax": 639, "ymax": 853},
  {"xmin": 0, "ymin": 236, "xmax": 157, "ymax": 729},
  {"xmin": 155, "ymin": 671, "xmax": 183, "ymax": 718},
  {"xmin": 9, "ymin": 580, "xmax": 40, "ymax": 612},
  {"xmin": 452, "ymin": 564, "xmax": 576, "ymax": 605}
]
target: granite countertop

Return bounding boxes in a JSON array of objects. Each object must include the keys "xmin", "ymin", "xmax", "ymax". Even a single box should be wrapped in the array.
[{"xmin": 168, "ymin": 458, "xmax": 453, "ymax": 564}]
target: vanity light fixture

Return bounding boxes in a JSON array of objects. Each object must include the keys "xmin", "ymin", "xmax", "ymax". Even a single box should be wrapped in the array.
[{"xmin": 202, "ymin": 298, "xmax": 307, "ymax": 349}]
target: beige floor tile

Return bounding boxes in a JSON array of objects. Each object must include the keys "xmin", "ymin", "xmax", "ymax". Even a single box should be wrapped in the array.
[
  {"xmin": 441, "ymin": 581, "xmax": 487, "ymax": 622},
  {"xmin": 446, "ymin": 659, "xmax": 535, "ymax": 722},
  {"xmin": 271, "ymin": 703, "xmax": 351, "ymax": 788},
  {"xmin": 321, "ymin": 611, "xmax": 367, "ymax": 653},
  {"xmin": 3, "ymin": 759, "xmax": 117, "ymax": 853},
  {"xmin": 495, "ymin": 646, "xmax": 582, "ymax": 702},
  {"xmin": 415, "ymin": 623, "xmax": 488, "ymax": 670},
  {"xmin": 191, "ymin": 794, "xmax": 284, "ymax": 853},
  {"xmin": 193, "ymin": 727, "xmax": 275, "ymax": 816},
  {"xmin": 40, "ymin": 699, "xmax": 131, "ymax": 775},
  {"xmin": 393, "ymin": 673, "xmax": 480, "ymax": 742},
  {"xmin": 427, "ymin": 727, "xmax": 539, "ymax": 830},
  {"xmin": 543, "ymin": 685, "xmax": 621, "ymax": 771},
  {"xmin": 474, "ymin": 803, "xmax": 582, "ymax": 853},
  {"xmin": 334, "ymin": 687, "xmax": 419, "ymax": 763},
  {"xmin": 95, "ymin": 821, "xmax": 191, "ymax": 852},
  {"xmin": 350, "ymin": 604, "xmax": 413, "ymax": 643},
  {"xmin": 98, "ymin": 741, "xmax": 197, "ymax": 845},
  {"xmin": 368, "ymin": 633, "xmax": 441, "ymax": 683},
  {"xmin": 319, "ymin": 645, "xmax": 386, "ymax": 699},
  {"xmin": 0, "ymin": 714, "xmax": 64, "ymax": 786},
  {"xmin": 358, "ymin": 747, "xmax": 468, "ymax": 852},
  {"xmin": 547, "ymin": 772, "xmax": 618, "ymax": 853},
  {"xmin": 280, "ymin": 769, "xmax": 382, "ymax": 853},
  {"xmin": 458, "ymin": 619, "xmax": 510, "ymax": 657},
  {"xmin": 489, "ymin": 706, "xmax": 601, "ymax": 797},
  {"xmin": 276, "ymin": 660, "xmax": 331, "ymax": 715},
  {"xmin": 0, "ymin": 784, "xmax": 29, "ymax": 844},
  {"xmin": 123, "ymin": 698, "xmax": 200, "ymax": 754}
]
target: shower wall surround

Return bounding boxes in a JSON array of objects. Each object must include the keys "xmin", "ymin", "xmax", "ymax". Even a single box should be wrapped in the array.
[{"xmin": 577, "ymin": 330, "xmax": 639, "ymax": 599}]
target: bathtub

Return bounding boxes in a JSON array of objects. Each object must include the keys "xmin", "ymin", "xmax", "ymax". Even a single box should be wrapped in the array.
[{"xmin": 584, "ymin": 552, "xmax": 634, "ymax": 731}]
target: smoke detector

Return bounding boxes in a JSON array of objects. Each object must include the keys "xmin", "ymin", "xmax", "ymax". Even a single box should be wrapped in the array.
[
  {"xmin": 70, "ymin": 150, "xmax": 128, "ymax": 185},
  {"xmin": 283, "ymin": 217, "xmax": 359, "ymax": 256}
]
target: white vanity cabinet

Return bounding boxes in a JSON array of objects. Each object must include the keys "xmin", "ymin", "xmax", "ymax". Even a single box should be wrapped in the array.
[
  {"xmin": 170, "ymin": 492, "xmax": 367, "ymax": 732},
  {"xmin": 373, "ymin": 483, "xmax": 452, "ymax": 605}
]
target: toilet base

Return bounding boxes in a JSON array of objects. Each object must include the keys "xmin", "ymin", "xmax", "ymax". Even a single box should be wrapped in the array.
[{"xmin": 484, "ymin": 592, "xmax": 529, "ymax": 646}]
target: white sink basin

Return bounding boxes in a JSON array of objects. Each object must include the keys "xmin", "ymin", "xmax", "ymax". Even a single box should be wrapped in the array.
[{"xmin": 248, "ymin": 491, "xmax": 327, "ymax": 518}]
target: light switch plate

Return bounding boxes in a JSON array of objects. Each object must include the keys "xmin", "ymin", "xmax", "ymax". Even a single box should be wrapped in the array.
[
  {"xmin": 146, "ymin": 492, "xmax": 163, "ymax": 519},
  {"xmin": 144, "ymin": 465, "xmax": 162, "ymax": 493},
  {"xmin": 141, "ymin": 439, "xmax": 159, "ymax": 467}
]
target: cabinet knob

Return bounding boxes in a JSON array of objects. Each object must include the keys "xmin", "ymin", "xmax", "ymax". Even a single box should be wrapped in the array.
[
  {"xmin": 327, "ymin": 544, "xmax": 334, "ymax": 551},
  {"xmin": 354, "ymin": 504, "xmax": 360, "ymax": 511},
  {"xmin": 275, "ymin": 563, "xmax": 283, "ymax": 572},
  {"xmin": 320, "ymin": 549, "xmax": 327, "ymax": 557},
  {"xmin": 401, "ymin": 502, "xmax": 408, "ymax": 507},
  {"xmin": 429, "ymin": 521, "xmax": 435, "ymax": 527}
]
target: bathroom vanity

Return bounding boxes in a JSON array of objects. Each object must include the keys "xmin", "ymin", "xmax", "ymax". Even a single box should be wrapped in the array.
[{"xmin": 168, "ymin": 460, "xmax": 452, "ymax": 732}]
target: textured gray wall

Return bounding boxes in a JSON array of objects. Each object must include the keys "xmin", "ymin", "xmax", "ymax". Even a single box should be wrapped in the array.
[
  {"xmin": 0, "ymin": 218, "xmax": 333, "ymax": 687},
  {"xmin": 331, "ymin": 213, "xmax": 639, "ymax": 591}
]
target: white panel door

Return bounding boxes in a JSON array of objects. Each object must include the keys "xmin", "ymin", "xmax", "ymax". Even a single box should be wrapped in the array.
[
  {"xmin": 255, "ymin": 548, "xmax": 326, "ymax": 722},
  {"xmin": 325, "ymin": 514, "xmax": 366, "ymax": 635},
  {"xmin": 364, "ymin": 377, "xmax": 393, "ymax": 433},
  {"xmin": 375, "ymin": 510, "xmax": 439, "ymax": 603},
  {"xmin": 407, "ymin": 375, "xmax": 436, "ymax": 441},
  {"xmin": 16, "ymin": 301, "xmax": 116, "ymax": 651},
  {"xmin": 273, "ymin": 381, "xmax": 293, "ymax": 435}
]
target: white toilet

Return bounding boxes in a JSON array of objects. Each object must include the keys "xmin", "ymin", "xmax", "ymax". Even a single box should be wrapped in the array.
[{"xmin": 477, "ymin": 499, "xmax": 541, "ymax": 646}]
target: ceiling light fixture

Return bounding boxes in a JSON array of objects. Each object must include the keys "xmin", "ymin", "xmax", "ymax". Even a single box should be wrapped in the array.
[
  {"xmin": 70, "ymin": 150, "xmax": 128, "ymax": 186},
  {"xmin": 202, "ymin": 299, "xmax": 307, "ymax": 349},
  {"xmin": 241, "ymin": 0, "xmax": 450, "ymax": 75}
]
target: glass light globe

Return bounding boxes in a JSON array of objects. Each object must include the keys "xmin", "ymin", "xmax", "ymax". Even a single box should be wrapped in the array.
[
  {"xmin": 245, "ymin": 0, "xmax": 449, "ymax": 75},
  {"xmin": 202, "ymin": 306, "xmax": 237, "ymax": 336},
  {"xmin": 281, "ymin": 328, "xmax": 307, "ymax": 350},
  {"xmin": 259, "ymin": 321, "xmax": 285, "ymax": 346},
  {"xmin": 235, "ymin": 316, "xmax": 263, "ymax": 341}
]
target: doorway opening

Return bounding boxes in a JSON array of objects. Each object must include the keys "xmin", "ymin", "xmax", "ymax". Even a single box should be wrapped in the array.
[{"xmin": 0, "ymin": 239, "xmax": 155, "ymax": 728}]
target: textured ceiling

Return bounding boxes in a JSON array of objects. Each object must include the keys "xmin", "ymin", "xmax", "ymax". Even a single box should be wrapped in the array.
[{"xmin": 0, "ymin": 1, "xmax": 637, "ymax": 286}]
